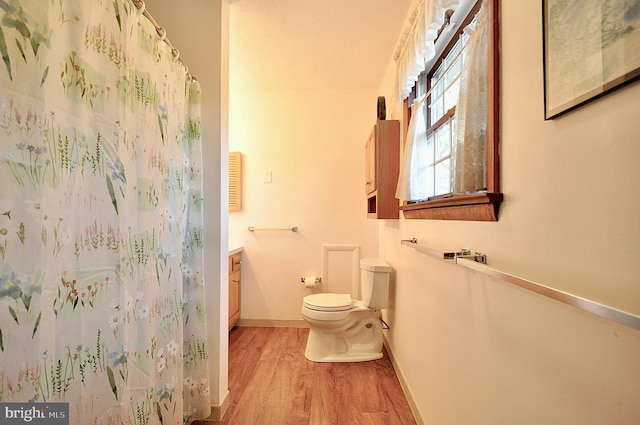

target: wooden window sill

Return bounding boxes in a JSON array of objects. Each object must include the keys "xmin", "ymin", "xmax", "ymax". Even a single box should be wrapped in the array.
[{"xmin": 400, "ymin": 193, "xmax": 503, "ymax": 221}]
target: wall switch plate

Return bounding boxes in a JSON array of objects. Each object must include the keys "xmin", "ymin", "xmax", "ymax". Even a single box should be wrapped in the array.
[{"xmin": 263, "ymin": 171, "xmax": 272, "ymax": 183}]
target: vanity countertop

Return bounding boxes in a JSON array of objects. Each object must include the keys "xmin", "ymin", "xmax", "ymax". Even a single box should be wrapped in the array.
[{"xmin": 229, "ymin": 246, "xmax": 244, "ymax": 256}]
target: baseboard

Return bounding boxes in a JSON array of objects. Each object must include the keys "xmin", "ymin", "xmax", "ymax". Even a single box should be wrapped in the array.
[
  {"xmin": 236, "ymin": 318, "xmax": 309, "ymax": 328},
  {"xmin": 192, "ymin": 391, "xmax": 229, "ymax": 423},
  {"xmin": 383, "ymin": 334, "xmax": 425, "ymax": 425},
  {"xmin": 212, "ymin": 392, "xmax": 230, "ymax": 421}
]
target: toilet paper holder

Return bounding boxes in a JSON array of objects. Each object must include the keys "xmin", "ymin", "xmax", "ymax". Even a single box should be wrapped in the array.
[{"xmin": 300, "ymin": 277, "xmax": 322, "ymax": 284}]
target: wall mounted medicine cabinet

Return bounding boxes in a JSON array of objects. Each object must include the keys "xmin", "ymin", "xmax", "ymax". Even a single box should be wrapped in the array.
[{"xmin": 365, "ymin": 120, "xmax": 400, "ymax": 219}]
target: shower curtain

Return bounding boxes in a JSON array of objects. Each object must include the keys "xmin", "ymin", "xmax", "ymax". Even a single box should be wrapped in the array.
[{"xmin": 0, "ymin": 1, "xmax": 210, "ymax": 424}]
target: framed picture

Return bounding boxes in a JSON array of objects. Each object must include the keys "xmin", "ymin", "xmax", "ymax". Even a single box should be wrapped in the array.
[{"xmin": 543, "ymin": 0, "xmax": 640, "ymax": 119}]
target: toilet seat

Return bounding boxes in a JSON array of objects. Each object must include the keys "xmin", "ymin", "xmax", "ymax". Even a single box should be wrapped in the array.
[{"xmin": 303, "ymin": 293, "xmax": 353, "ymax": 312}]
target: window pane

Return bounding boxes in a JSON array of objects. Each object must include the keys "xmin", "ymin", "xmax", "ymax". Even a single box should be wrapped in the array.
[
  {"xmin": 432, "ymin": 65, "xmax": 443, "ymax": 91},
  {"xmin": 429, "ymin": 95, "xmax": 443, "ymax": 123},
  {"xmin": 444, "ymin": 78, "xmax": 460, "ymax": 112},
  {"xmin": 435, "ymin": 158, "xmax": 452, "ymax": 196},
  {"xmin": 424, "ymin": 165, "xmax": 435, "ymax": 198},
  {"xmin": 432, "ymin": 77, "xmax": 443, "ymax": 98},
  {"xmin": 444, "ymin": 43, "xmax": 462, "ymax": 113},
  {"xmin": 425, "ymin": 132, "xmax": 435, "ymax": 165},
  {"xmin": 445, "ymin": 56, "xmax": 462, "ymax": 85},
  {"xmin": 447, "ymin": 40, "xmax": 462, "ymax": 64},
  {"xmin": 417, "ymin": 72, "xmax": 427, "ymax": 96},
  {"xmin": 435, "ymin": 124, "xmax": 450, "ymax": 160},
  {"xmin": 450, "ymin": 116, "xmax": 456, "ymax": 157},
  {"xmin": 430, "ymin": 65, "xmax": 445, "ymax": 123}
]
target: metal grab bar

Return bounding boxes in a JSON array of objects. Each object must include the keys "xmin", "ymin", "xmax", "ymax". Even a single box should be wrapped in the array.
[
  {"xmin": 401, "ymin": 239, "xmax": 640, "ymax": 331},
  {"xmin": 400, "ymin": 239, "xmax": 486, "ymax": 264},
  {"xmin": 456, "ymin": 258, "xmax": 640, "ymax": 331},
  {"xmin": 401, "ymin": 238, "xmax": 443, "ymax": 258},
  {"xmin": 248, "ymin": 226, "xmax": 298, "ymax": 232}
]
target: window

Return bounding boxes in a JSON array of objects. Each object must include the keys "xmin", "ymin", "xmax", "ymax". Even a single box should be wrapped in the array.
[
  {"xmin": 423, "ymin": 35, "xmax": 466, "ymax": 198},
  {"xmin": 399, "ymin": 0, "xmax": 502, "ymax": 221}
]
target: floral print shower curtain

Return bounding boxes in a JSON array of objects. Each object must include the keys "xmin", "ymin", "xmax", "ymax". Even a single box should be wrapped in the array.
[{"xmin": 0, "ymin": 0, "xmax": 210, "ymax": 423}]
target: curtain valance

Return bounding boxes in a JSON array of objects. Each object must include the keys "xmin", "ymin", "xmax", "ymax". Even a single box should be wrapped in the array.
[{"xmin": 394, "ymin": 0, "xmax": 461, "ymax": 102}]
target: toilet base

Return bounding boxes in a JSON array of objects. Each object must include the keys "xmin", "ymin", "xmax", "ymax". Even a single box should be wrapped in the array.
[
  {"xmin": 303, "ymin": 312, "xmax": 383, "ymax": 363},
  {"xmin": 305, "ymin": 348, "xmax": 383, "ymax": 363}
]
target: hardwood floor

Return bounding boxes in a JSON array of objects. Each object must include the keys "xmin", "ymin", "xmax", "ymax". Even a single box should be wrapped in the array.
[{"xmin": 195, "ymin": 326, "xmax": 417, "ymax": 425}]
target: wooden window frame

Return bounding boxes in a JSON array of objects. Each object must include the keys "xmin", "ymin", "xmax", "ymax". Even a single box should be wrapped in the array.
[{"xmin": 400, "ymin": 0, "xmax": 502, "ymax": 221}]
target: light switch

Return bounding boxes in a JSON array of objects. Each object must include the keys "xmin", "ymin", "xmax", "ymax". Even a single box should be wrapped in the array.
[{"xmin": 263, "ymin": 171, "xmax": 272, "ymax": 184}]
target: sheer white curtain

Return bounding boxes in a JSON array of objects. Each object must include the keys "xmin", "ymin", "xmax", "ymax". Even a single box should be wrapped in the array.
[
  {"xmin": 394, "ymin": 0, "xmax": 461, "ymax": 102},
  {"xmin": 454, "ymin": 1, "xmax": 488, "ymax": 193},
  {"xmin": 394, "ymin": 0, "xmax": 461, "ymax": 203},
  {"xmin": 396, "ymin": 94, "xmax": 429, "ymax": 201}
]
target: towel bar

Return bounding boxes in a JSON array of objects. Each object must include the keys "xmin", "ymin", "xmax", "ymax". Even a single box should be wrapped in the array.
[
  {"xmin": 401, "ymin": 238, "xmax": 640, "ymax": 331},
  {"xmin": 248, "ymin": 226, "xmax": 298, "ymax": 232},
  {"xmin": 400, "ymin": 239, "xmax": 486, "ymax": 264}
]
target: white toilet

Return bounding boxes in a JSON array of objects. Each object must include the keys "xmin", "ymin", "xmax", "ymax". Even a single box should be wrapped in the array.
[{"xmin": 301, "ymin": 258, "xmax": 391, "ymax": 362}]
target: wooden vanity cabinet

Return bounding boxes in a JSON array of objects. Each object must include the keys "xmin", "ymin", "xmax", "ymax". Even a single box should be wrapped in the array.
[{"xmin": 228, "ymin": 252, "xmax": 241, "ymax": 330}]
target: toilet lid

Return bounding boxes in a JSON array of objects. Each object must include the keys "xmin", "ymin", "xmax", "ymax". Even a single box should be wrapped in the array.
[{"xmin": 303, "ymin": 293, "xmax": 353, "ymax": 312}]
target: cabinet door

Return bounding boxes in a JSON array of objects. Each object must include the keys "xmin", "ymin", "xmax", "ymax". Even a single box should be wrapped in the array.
[
  {"xmin": 228, "ymin": 270, "xmax": 240, "ymax": 329},
  {"xmin": 365, "ymin": 120, "xmax": 400, "ymax": 219},
  {"xmin": 228, "ymin": 252, "xmax": 241, "ymax": 330},
  {"xmin": 365, "ymin": 126, "xmax": 376, "ymax": 194},
  {"xmin": 230, "ymin": 253, "xmax": 242, "ymax": 273}
]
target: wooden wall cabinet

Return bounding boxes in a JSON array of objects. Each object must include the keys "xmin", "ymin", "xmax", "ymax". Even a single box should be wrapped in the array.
[
  {"xmin": 228, "ymin": 251, "xmax": 241, "ymax": 330},
  {"xmin": 365, "ymin": 120, "xmax": 400, "ymax": 219}
]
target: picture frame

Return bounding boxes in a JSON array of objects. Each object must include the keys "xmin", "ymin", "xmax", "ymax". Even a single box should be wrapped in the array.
[{"xmin": 543, "ymin": 0, "xmax": 640, "ymax": 119}]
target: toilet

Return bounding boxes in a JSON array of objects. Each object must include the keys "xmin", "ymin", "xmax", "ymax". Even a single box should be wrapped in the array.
[{"xmin": 301, "ymin": 258, "xmax": 391, "ymax": 362}]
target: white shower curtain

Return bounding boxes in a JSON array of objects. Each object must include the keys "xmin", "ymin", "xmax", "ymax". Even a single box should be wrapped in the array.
[{"xmin": 0, "ymin": 1, "xmax": 210, "ymax": 423}]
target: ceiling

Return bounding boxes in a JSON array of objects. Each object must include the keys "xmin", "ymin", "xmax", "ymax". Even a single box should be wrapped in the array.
[{"xmin": 229, "ymin": 0, "xmax": 413, "ymax": 91}]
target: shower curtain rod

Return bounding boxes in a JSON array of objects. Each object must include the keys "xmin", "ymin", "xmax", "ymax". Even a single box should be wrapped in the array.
[{"xmin": 131, "ymin": 0, "xmax": 197, "ymax": 81}]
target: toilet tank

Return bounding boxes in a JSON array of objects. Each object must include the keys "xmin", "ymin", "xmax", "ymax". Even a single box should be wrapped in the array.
[{"xmin": 360, "ymin": 258, "xmax": 391, "ymax": 309}]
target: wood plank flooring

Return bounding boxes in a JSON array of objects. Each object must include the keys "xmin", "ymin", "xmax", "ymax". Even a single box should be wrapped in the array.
[{"xmin": 195, "ymin": 326, "xmax": 417, "ymax": 425}]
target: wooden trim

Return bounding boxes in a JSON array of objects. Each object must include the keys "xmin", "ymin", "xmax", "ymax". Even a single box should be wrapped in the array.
[
  {"xmin": 236, "ymin": 318, "xmax": 309, "ymax": 328},
  {"xmin": 487, "ymin": 0, "xmax": 500, "ymax": 193},
  {"xmin": 426, "ymin": 106, "xmax": 456, "ymax": 137},
  {"xmin": 383, "ymin": 336, "xmax": 426, "ymax": 425},
  {"xmin": 200, "ymin": 393, "xmax": 230, "ymax": 422},
  {"xmin": 402, "ymin": 98, "xmax": 410, "ymax": 146},
  {"xmin": 400, "ymin": 193, "xmax": 503, "ymax": 221}
]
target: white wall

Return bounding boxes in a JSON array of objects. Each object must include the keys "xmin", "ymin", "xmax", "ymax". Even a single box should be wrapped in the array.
[
  {"xmin": 378, "ymin": 1, "xmax": 640, "ymax": 424},
  {"xmin": 227, "ymin": 86, "xmax": 380, "ymax": 320},
  {"xmin": 228, "ymin": 4, "xmax": 381, "ymax": 321},
  {"xmin": 146, "ymin": 0, "xmax": 230, "ymax": 416}
]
